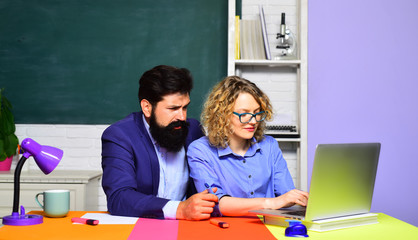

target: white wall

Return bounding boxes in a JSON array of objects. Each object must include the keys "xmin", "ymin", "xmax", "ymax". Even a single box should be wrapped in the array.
[{"xmin": 14, "ymin": 124, "xmax": 108, "ymax": 211}]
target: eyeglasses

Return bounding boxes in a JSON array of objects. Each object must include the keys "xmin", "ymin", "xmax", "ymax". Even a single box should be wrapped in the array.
[{"xmin": 233, "ymin": 111, "xmax": 267, "ymax": 124}]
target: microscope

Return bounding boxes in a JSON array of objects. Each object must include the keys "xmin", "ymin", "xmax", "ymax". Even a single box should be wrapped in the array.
[{"xmin": 276, "ymin": 13, "xmax": 297, "ymax": 59}]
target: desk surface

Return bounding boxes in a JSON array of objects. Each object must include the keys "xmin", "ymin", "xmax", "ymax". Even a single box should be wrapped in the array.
[{"xmin": 0, "ymin": 211, "xmax": 416, "ymax": 240}]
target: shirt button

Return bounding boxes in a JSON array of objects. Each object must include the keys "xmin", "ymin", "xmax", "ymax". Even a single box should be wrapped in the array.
[
  {"xmin": 243, "ymin": 160, "xmax": 246, "ymax": 163},
  {"xmin": 248, "ymin": 175, "xmax": 252, "ymax": 178},
  {"xmin": 251, "ymin": 192, "xmax": 254, "ymax": 195}
]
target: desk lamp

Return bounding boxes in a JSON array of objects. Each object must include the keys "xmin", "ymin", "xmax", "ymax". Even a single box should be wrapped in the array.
[{"xmin": 2, "ymin": 138, "xmax": 63, "ymax": 226}]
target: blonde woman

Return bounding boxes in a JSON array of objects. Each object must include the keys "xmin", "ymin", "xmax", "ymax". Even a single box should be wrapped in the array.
[{"xmin": 187, "ymin": 76, "xmax": 308, "ymax": 216}]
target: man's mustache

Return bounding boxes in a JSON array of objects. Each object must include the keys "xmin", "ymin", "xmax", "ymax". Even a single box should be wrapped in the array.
[{"xmin": 167, "ymin": 120, "xmax": 189, "ymax": 130}]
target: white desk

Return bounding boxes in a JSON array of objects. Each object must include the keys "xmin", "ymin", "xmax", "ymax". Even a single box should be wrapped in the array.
[{"xmin": 0, "ymin": 170, "xmax": 102, "ymax": 217}]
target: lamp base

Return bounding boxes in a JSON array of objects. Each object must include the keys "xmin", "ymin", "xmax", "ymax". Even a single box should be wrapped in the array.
[{"xmin": 2, "ymin": 212, "xmax": 43, "ymax": 226}]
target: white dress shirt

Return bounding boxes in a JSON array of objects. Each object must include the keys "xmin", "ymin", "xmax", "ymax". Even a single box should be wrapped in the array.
[{"xmin": 142, "ymin": 115, "xmax": 189, "ymax": 219}]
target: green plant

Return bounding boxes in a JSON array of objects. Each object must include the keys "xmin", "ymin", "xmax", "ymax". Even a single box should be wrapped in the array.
[{"xmin": 0, "ymin": 88, "xmax": 19, "ymax": 161}]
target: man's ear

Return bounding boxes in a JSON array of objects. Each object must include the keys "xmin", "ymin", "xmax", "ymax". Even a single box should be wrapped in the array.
[{"xmin": 140, "ymin": 99, "xmax": 152, "ymax": 118}]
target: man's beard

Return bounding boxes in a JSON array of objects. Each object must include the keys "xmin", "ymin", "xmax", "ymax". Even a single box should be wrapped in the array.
[{"xmin": 149, "ymin": 113, "xmax": 189, "ymax": 152}]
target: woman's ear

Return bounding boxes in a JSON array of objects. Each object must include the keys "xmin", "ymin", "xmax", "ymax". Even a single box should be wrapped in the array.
[{"xmin": 140, "ymin": 99, "xmax": 152, "ymax": 118}]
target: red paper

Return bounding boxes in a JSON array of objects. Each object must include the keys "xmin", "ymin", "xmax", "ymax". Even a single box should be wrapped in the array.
[{"xmin": 177, "ymin": 216, "xmax": 276, "ymax": 240}]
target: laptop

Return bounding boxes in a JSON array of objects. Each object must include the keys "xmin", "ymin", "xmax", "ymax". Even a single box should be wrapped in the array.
[{"xmin": 251, "ymin": 143, "xmax": 381, "ymax": 221}]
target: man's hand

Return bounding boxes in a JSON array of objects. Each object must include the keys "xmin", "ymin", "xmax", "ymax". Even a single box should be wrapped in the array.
[{"xmin": 176, "ymin": 188, "xmax": 218, "ymax": 220}]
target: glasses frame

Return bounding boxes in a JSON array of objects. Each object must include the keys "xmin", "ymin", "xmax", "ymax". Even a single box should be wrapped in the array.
[{"xmin": 233, "ymin": 111, "xmax": 267, "ymax": 124}]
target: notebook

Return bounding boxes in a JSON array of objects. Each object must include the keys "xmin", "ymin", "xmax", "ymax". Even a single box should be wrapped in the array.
[{"xmin": 251, "ymin": 143, "xmax": 381, "ymax": 221}]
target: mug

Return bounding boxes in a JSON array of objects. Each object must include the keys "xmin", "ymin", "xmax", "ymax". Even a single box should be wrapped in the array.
[{"xmin": 35, "ymin": 189, "xmax": 70, "ymax": 217}]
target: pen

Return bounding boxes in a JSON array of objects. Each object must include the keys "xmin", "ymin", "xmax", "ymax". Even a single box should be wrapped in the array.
[
  {"xmin": 71, "ymin": 217, "xmax": 99, "ymax": 225},
  {"xmin": 204, "ymin": 182, "xmax": 215, "ymax": 194},
  {"xmin": 204, "ymin": 182, "xmax": 223, "ymax": 217},
  {"xmin": 210, "ymin": 218, "xmax": 229, "ymax": 228}
]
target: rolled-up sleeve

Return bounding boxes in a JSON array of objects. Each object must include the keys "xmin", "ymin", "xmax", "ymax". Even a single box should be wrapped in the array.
[{"xmin": 187, "ymin": 139, "xmax": 229, "ymax": 200}]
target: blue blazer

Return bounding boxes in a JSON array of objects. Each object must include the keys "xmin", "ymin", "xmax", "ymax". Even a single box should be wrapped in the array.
[{"xmin": 101, "ymin": 112, "xmax": 204, "ymax": 218}]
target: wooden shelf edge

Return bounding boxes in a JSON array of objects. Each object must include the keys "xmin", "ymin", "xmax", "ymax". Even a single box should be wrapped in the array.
[{"xmin": 234, "ymin": 59, "xmax": 301, "ymax": 67}]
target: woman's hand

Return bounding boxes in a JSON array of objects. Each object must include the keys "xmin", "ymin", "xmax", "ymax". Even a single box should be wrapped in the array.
[{"xmin": 265, "ymin": 189, "xmax": 309, "ymax": 209}]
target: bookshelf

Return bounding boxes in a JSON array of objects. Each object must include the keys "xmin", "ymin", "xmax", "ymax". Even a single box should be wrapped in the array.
[{"xmin": 227, "ymin": 0, "xmax": 308, "ymax": 190}]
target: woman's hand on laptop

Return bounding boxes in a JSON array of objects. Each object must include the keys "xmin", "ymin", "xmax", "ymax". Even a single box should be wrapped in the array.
[
  {"xmin": 281, "ymin": 189, "xmax": 309, "ymax": 208},
  {"xmin": 266, "ymin": 189, "xmax": 309, "ymax": 209}
]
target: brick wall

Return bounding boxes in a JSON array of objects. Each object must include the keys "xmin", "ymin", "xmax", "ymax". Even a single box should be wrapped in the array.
[
  {"xmin": 241, "ymin": 0, "xmax": 298, "ymax": 60},
  {"xmin": 14, "ymin": 124, "xmax": 108, "ymax": 211}
]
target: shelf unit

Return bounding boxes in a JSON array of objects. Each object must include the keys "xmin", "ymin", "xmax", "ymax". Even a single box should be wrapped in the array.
[{"xmin": 227, "ymin": 0, "xmax": 308, "ymax": 190}]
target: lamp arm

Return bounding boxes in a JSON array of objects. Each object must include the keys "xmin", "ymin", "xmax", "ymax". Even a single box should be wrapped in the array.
[{"xmin": 12, "ymin": 156, "xmax": 28, "ymax": 213}]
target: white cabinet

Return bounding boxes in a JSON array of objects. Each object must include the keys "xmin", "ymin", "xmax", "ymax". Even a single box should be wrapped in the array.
[
  {"xmin": 227, "ymin": 0, "xmax": 308, "ymax": 190},
  {"xmin": 0, "ymin": 170, "xmax": 102, "ymax": 217}
]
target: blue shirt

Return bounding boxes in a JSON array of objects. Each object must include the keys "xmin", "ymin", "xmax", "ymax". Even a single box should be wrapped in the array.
[
  {"xmin": 187, "ymin": 135, "xmax": 295, "ymax": 201},
  {"xmin": 143, "ymin": 115, "xmax": 189, "ymax": 219}
]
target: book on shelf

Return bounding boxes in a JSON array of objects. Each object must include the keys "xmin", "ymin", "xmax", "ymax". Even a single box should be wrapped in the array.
[
  {"xmin": 263, "ymin": 213, "xmax": 379, "ymax": 232},
  {"xmin": 240, "ymin": 18, "xmax": 265, "ymax": 60},
  {"xmin": 253, "ymin": 17, "xmax": 266, "ymax": 59},
  {"xmin": 235, "ymin": 15, "xmax": 240, "ymax": 60},
  {"xmin": 259, "ymin": 5, "xmax": 271, "ymax": 60},
  {"xmin": 240, "ymin": 19, "xmax": 250, "ymax": 59}
]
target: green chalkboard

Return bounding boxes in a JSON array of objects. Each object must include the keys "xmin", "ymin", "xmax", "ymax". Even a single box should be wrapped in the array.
[{"xmin": 0, "ymin": 0, "xmax": 227, "ymax": 124}]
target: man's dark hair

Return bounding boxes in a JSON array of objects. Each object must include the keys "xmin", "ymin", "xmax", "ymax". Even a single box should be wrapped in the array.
[{"xmin": 138, "ymin": 65, "xmax": 193, "ymax": 106}]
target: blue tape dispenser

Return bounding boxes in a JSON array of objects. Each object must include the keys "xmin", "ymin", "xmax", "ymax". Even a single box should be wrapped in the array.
[{"xmin": 285, "ymin": 220, "xmax": 309, "ymax": 238}]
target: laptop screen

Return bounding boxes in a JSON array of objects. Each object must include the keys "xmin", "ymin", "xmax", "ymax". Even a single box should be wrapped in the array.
[{"xmin": 305, "ymin": 143, "xmax": 381, "ymax": 221}]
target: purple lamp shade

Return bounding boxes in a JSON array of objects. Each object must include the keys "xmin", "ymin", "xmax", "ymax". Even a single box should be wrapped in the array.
[{"xmin": 21, "ymin": 138, "xmax": 63, "ymax": 174}]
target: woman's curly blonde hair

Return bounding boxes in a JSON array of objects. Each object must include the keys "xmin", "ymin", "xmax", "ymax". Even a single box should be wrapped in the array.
[{"xmin": 201, "ymin": 76, "xmax": 273, "ymax": 148}]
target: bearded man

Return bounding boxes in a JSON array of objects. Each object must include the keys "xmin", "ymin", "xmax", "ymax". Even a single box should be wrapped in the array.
[{"xmin": 101, "ymin": 65, "xmax": 218, "ymax": 220}]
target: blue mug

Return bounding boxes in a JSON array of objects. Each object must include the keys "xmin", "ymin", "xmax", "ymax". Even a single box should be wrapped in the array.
[{"xmin": 35, "ymin": 190, "xmax": 70, "ymax": 218}]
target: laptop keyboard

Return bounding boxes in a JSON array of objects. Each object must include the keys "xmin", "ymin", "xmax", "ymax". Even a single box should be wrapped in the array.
[{"xmin": 284, "ymin": 210, "xmax": 306, "ymax": 216}]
